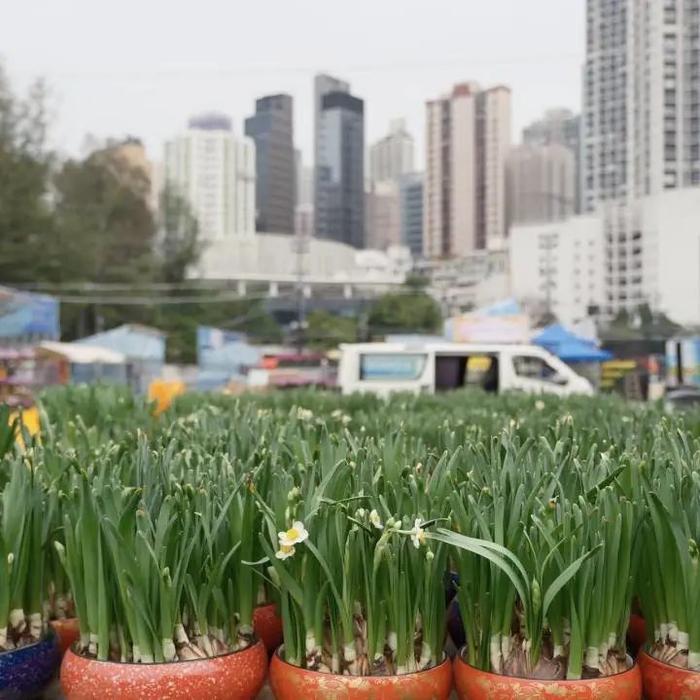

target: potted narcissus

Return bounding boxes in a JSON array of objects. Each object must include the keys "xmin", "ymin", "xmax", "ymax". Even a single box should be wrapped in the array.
[
  {"xmin": 637, "ymin": 430, "xmax": 700, "ymax": 699},
  {"xmin": 0, "ymin": 444, "xmax": 61, "ymax": 699},
  {"xmin": 186, "ymin": 403, "xmax": 284, "ymax": 654},
  {"xmin": 432, "ymin": 432, "xmax": 642, "ymax": 699},
  {"xmin": 264, "ymin": 431, "xmax": 454, "ymax": 700},
  {"xmin": 57, "ymin": 441, "xmax": 267, "ymax": 700}
]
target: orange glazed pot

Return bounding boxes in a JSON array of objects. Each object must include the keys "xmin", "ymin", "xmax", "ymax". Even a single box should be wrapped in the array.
[
  {"xmin": 639, "ymin": 650, "xmax": 700, "ymax": 699},
  {"xmin": 454, "ymin": 648, "xmax": 642, "ymax": 700},
  {"xmin": 269, "ymin": 648, "xmax": 453, "ymax": 700},
  {"xmin": 50, "ymin": 618, "xmax": 81, "ymax": 656},
  {"xmin": 60, "ymin": 639, "xmax": 267, "ymax": 700},
  {"xmin": 252, "ymin": 603, "xmax": 283, "ymax": 653}
]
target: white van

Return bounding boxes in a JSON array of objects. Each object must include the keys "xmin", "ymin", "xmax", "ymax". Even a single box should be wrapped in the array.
[{"xmin": 338, "ymin": 342, "xmax": 594, "ymax": 397}]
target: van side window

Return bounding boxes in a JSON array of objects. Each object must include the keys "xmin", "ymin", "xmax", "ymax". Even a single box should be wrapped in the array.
[
  {"xmin": 359, "ymin": 353, "xmax": 427, "ymax": 381},
  {"xmin": 512, "ymin": 356, "xmax": 561, "ymax": 382}
]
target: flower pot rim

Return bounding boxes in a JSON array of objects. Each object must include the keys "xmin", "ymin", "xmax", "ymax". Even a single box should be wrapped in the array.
[
  {"xmin": 0, "ymin": 630, "xmax": 57, "ymax": 658},
  {"xmin": 639, "ymin": 648, "xmax": 700, "ymax": 676},
  {"xmin": 456, "ymin": 645, "xmax": 638, "ymax": 683},
  {"xmin": 63, "ymin": 637, "xmax": 264, "ymax": 667},
  {"xmin": 273, "ymin": 644, "xmax": 450, "ymax": 678}
]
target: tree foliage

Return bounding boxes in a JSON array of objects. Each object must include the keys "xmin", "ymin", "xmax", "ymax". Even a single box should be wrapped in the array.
[
  {"xmin": 602, "ymin": 303, "xmax": 682, "ymax": 341},
  {"xmin": 0, "ymin": 68, "xmax": 55, "ymax": 284},
  {"xmin": 305, "ymin": 310, "xmax": 358, "ymax": 349},
  {"xmin": 368, "ymin": 286, "xmax": 442, "ymax": 338},
  {"xmin": 0, "ymin": 63, "xmax": 214, "ymax": 347}
]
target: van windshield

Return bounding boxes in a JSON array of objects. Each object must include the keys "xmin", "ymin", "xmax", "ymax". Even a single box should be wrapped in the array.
[{"xmin": 359, "ymin": 353, "xmax": 428, "ymax": 381}]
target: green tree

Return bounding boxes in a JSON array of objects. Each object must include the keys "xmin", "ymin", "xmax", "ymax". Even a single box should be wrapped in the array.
[
  {"xmin": 53, "ymin": 153, "xmax": 156, "ymax": 283},
  {"xmin": 368, "ymin": 286, "xmax": 442, "ymax": 337},
  {"xmin": 603, "ymin": 303, "xmax": 683, "ymax": 341},
  {"xmin": 51, "ymin": 151, "xmax": 158, "ymax": 336},
  {"xmin": 305, "ymin": 310, "xmax": 358, "ymax": 349},
  {"xmin": 158, "ymin": 185, "xmax": 202, "ymax": 283},
  {"xmin": 156, "ymin": 298, "xmax": 282, "ymax": 364},
  {"xmin": 0, "ymin": 68, "xmax": 55, "ymax": 284}
]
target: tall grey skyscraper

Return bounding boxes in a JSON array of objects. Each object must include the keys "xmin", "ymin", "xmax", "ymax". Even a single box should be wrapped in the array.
[
  {"xmin": 244, "ymin": 94, "xmax": 295, "ymax": 233},
  {"xmin": 424, "ymin": 83, "xmax": 511, "ymax": 258},
  {"xmin": 370, "ymin": 119, "xmax": 415, "ymax": 184},
  {"xmin": 400, "ymin": 172, "xmax": 424, "ymax": 258},
  {"xmin": 523, "ymin": 109, "xmax": 581, "ymax": 213},
  {"xmin": 315, "ymin": 87, "xmax": 365, "ymax": 248},
  {"xmin": 507, "ymin": 144, "xmax": 576, "ymax": 226},
  {"xmin": 314, "ymin": 75, "xmax": 349, "ymax": 192},
  {"xmin": 583, "ymin": 0, "xmax": 700, "ymax": 211}
]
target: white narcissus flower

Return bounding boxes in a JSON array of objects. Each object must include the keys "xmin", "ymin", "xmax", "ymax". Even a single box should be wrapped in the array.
[
  {"xmin": 410, "ymin": 519, "xmax": 426, "ymax": 549},
  {"xmin": 278, "ymin": 521, "xmax": 309, "ymax": 547},
  {"xmin": 535, "ymin": 400, "xmax": 545, "ymax": 411},
  {"xmin": 369, "ymin": 509, "xmax": 383, "ymax": 530},
  {"xmin": 275, "ymin": 544, "xmax": 296, "ymax": 560}
]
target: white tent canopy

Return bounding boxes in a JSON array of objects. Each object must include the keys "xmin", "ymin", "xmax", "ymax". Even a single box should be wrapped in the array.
[{"xmin": 37, "ymin": 341, "xmax": 126, "ymax": 365}]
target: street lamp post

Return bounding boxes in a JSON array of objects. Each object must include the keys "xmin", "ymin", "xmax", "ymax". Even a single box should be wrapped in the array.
[{"xmin": 291, "ymin": 232, "xmax": 309, "ymax": 353}]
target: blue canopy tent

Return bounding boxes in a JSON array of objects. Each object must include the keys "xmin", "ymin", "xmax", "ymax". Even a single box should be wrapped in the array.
[{"xmin": 533, "ymin": 324, "xmax": 612, "ymax": 363}]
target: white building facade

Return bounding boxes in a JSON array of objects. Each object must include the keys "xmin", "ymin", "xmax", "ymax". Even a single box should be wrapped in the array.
[
  {"xmin": 424, "ymin": 83, "xmax": 511, "ymax": 258},
  {"xmin": 511, "ymin": 188, "xmax": 700, "ymax": 327},
  {"xmin": 510, "ymin": 216, "xmax": 605, "ymax": 327},
  {"xmin": 638, "ymin": 188, "xmax": 700, "ymax": 325},
  {"xmin": 163, "ymin": 113, "xmax": 255, "ymax": 242}
]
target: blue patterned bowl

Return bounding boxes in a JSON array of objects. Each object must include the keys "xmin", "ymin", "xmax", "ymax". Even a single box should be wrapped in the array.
[{"xmin": 0, "ymin": 634, "xmax": 61, "ymax": 699}]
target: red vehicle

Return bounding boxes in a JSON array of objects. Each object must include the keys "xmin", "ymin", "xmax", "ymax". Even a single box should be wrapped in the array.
[{"xmin": 252, "ymin": 353, "xmax": 336, "ymax": 389}]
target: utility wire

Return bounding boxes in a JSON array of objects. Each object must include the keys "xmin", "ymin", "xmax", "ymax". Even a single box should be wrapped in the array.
[
  {"xmin": 56, "ymin": 291, "xmax": 296, "ymax": 305},
  {"xmin": 51, "ymin": 53, "xmax": 583, "ymax": 80}
]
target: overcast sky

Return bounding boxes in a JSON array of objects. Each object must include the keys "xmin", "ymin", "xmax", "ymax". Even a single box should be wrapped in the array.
[{"xmin": 1, "ymin": 0, "xmax": 585, "ymax": 168}]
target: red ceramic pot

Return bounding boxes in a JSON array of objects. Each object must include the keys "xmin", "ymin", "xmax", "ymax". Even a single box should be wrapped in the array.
[
  {"xmin": 252, "ymin": 603, "xmax": 283, "ymax": 653},
  {"xmin": 454, "ymin": 648, "xmax": 642, "ymax": 700},
  {"xmin": 627, "ymin": 613, "xmax": 646, "ymax": 656},
  {"xmin": 60, "ymin": 640, "xmax": 267, "ymax": 700},
  {"xmin": 50, "ymin": 618, "xmax": 81, "ymax": 656},
  {"xmin": 639, "ymin": 650, "xmax": 700, "ymax": 699},
  {"xmin": 269, "ymin": 648, "xmax": 452, "ymax": 700}
]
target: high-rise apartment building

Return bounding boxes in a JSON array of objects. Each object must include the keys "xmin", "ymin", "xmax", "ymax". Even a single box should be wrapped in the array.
[
  {"xmin": 369, "ymin": 119, "xmax": 415, "ymax": 184},
  {"xmin": 424, "ymin": 83, "xmax": 511, "ymax": 258},
  {"xmin": 399, "ymin": 172, "xmax": 424, "ymax": 257},
  {"xmin": 582, "ymin": 0, "xmax": 700, "ymax": 316},
  {"xmin": 523, "ymin": 109, "xmax": 581, "ymax": 212},
  {"xmin": 244, "ymin": 94, "xmax": 295, "ymax": 234},
  {"xmin": 366, "ymin": 120, "xmax": 413, "ymax": 251},
  {"xmin": 583, "ymin": 0, "xmax": 700, "ymax": 210},
  {"xmin": 365, "ymin": 181, "xmax": 401, "ymax": 250},
  {"xmin": 507, "ymin": 144, "xmax": 576, "ymax": 226},
  {"xmin": 315, "ymin": 87, "xmax": 365, "ymax": 248},
  {"xmin": 163, "ymin": 113, "xmax": 255, "ymax": 241}
]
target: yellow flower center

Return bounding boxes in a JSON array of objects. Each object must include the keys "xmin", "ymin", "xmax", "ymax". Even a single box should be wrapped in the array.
[
  {"xmin": 286, "ymin": 528, "xmax": 300, "ymax": 540},
  {"xmin": 280, "ymin": 544, "xmax": 294, "ymax": 553}
]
